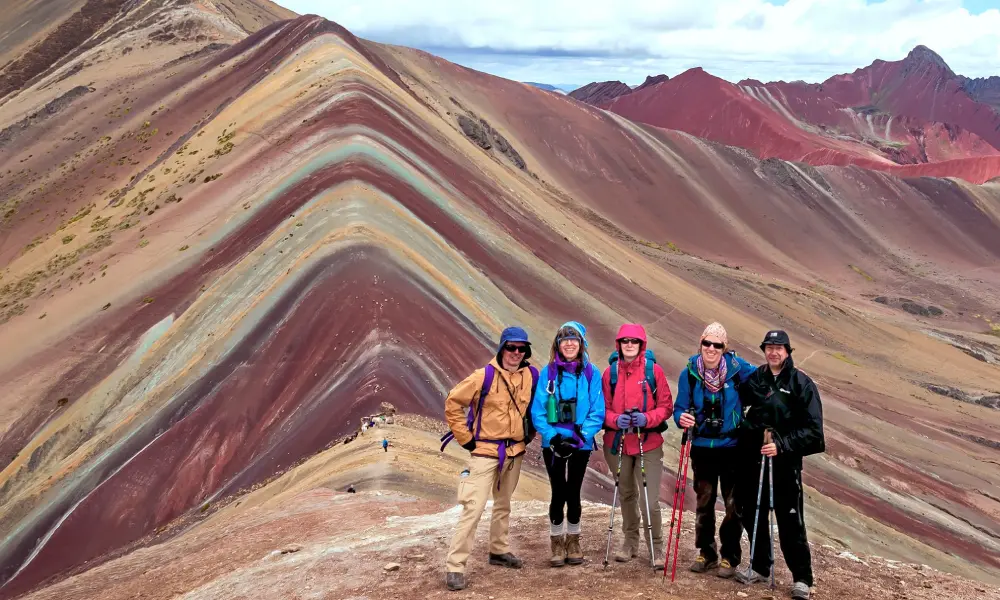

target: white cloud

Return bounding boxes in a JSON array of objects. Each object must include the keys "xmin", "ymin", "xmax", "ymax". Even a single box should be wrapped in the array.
[{"xmin": 280, "ymin": 0, "xmax": 1000, "ymax": 85}]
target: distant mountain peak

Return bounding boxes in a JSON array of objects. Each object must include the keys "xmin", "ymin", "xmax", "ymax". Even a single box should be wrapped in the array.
[{"xmin": 905, "ymin": 45, "xmax": 954, "ymax": 76}]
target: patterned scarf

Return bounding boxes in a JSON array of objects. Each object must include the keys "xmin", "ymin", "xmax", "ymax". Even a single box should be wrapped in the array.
[{"xmin": 697, "ymin": 354, "xmax": 728, "ymax": 393}]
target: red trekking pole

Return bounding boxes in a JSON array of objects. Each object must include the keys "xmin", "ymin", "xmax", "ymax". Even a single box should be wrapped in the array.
[{"xmin": 663, "ymin": 416, "xmax": 694, "ymax": 581}]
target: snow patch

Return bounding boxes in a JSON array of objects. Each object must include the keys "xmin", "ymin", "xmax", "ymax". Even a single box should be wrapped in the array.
[{"xmin": 837, "ymin": 551, "xmax": 867, "ymax": 564}]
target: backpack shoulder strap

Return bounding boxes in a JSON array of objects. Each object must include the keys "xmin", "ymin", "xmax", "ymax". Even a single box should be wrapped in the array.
[
  {"xmin": 473, "ymin": 364, "xmax": 495, "ymax": 439},
  {"xmin": 529, "ymin": 365, "xmax": 539, "ymax": 400}
]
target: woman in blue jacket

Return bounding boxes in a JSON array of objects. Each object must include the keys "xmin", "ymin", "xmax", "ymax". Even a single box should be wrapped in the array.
[
  {"xmin": 531, "ymin": 320, "xmax": 605, "ymax": 568},
  {"xmin": 673, "ymin": 322, "xmax": 756, "ymax": 578}
]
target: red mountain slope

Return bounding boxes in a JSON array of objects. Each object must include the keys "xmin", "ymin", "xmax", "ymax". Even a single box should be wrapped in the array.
[
  {"xmin": 600, "ymin": 67, "xmax": 896, "ymax": 168},
  {"xmin": 591, "ymin": 48, "xmax": 1000, "ymax": 183},
  {"xmin": 748, "ymin": 46, "xmax": 1000, "ymax": 155}
]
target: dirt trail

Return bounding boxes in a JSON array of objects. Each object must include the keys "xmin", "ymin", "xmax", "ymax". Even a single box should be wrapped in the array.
[{"xmin": 22, "ymin": 488, "xmax": 1000, "ymax": 600}]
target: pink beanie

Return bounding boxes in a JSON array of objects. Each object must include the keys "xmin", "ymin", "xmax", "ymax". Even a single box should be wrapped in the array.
[{"xmin": 701, "ymin": 322, "xmax": 728, "ymax": 346}]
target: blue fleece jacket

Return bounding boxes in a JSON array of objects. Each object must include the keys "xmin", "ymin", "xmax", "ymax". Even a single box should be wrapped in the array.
[
  {"xmin": 673, "ymin": 352, "xmax": 756, "ymax": 448},
  {"xmin": 531, "ymin": 362, "xmax": 606, "ymax": 450}
]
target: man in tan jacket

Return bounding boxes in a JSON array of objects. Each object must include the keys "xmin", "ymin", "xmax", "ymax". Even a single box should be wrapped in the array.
[{"xmin": 443, "ymin": 326, "xmax": 538, "ymax": 592}]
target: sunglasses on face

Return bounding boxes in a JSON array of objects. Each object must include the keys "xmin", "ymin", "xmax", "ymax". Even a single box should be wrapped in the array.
[
  {"xmin": 619, "ymin": 338, "xmax": 642, "ymax": 345},
  {"xmin": 503, "ymin": 344, "xmax": 527, "ymax": 353},
  {"xmin": 701, "ymin": 340, "xmax": 725, "ymax": 349}
]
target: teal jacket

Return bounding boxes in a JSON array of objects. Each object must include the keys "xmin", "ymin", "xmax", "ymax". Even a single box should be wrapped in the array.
[
  {"xmin": 531, "ymin": 362, "xmax": 606, "ymax": 450},
  {"xmin": 673, "ymin": 352, "xmax": 756, "ymax": 448}
]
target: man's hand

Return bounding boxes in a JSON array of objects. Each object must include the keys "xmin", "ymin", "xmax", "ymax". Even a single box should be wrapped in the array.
[
  {"xmin": 761, "ymin": 443, "xmax": 777, "ymax": 457},
  {"xmin": 679, "ymin": 413, "xmax": 696, "ymax": 428}
]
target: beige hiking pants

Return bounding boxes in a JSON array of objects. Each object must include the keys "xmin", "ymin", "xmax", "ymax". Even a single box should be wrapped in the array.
[
  {"xmin": 603, "ymin": 444, "xmax": 664, "ymax": 554},
  {"xmin": 445, "ymin": 454, "xmax": 523, "ymax": 573}
]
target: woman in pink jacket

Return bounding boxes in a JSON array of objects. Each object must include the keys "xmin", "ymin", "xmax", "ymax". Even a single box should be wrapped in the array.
[{"xmin": 601, "ymin": 323, "xmax": 673, "ymax": 569}]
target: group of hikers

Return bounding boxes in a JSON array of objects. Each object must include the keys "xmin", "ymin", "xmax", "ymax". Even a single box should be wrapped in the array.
[{"xmin": 441, "ymin": 321, "xmax": 824, "ymax": 600}]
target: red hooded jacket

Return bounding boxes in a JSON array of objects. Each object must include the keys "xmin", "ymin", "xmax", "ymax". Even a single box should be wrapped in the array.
[{"xmin": 602, "ymin": 324, "xmax": 673, "ymax": 456}]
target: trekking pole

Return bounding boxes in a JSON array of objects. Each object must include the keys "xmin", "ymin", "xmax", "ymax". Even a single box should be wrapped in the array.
[
  {"xmin": 744, "ymin": 433, "xmax": 768, "ymax": 582},
  {"xmin": 661, "ymin": 427, "xmax": 688, "ymax": 579},
  {"xmin": 668, "ymin": 431, "xmax": 693, "ymax": 582},
  {"xmin": 635, "ymin": 418, "xmax": 656, "ymax": 569},
  {"xmin": 603, "ymin": 430, "xmax": 627, "ymax": 568},
  {"xmin": 767, "ymin": 447, "xmax": 776, "ymax": 589}
]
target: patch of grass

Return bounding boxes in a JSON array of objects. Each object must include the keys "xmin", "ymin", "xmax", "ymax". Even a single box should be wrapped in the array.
[
  {"xmin": 138, "ymin": 238, "xmax": 149, "ymax": 248},
  {"xmin": 848, "ymin": 264, "xmax": 874, "ymax": 282},
  {"xmin": 203, "ymin": 173, "xmax": 222, "ymax": 183},
  {"xmin": 23, "ymin": 236, "xmax": 45, "ymax": 253},
  {"xmin": 61, "ymin": 235, "xmax": 75, "ymax": 244},
  {"xmin": 637, "ymin": 239, "xmax": 680, "ymax": 253},
  {"xmin": 831, "ymin": 352, "xmax": 861, "ymax": 366},
  {"xmin": 179, "ymin": 245, "xmax": 189, "ymax": 251}
]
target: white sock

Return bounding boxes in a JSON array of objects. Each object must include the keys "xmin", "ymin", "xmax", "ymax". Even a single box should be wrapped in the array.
[
  {"xmin": 550, "ymin": 522, "xmax": 565, "ymax": 536},
  {"xmin": 566, "ymin": 521, "xmax": 581, "ymax": 535}
]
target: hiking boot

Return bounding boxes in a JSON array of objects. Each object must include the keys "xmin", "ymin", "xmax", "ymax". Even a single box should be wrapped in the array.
[
  {"xmin": 791, "ymin": 581, "xmax": 811, "ymax": 599},
  {"xmin": 689, "ymin": 554, "xmax": 719, "ymax": 573},
  {"xmin": 651, "ymin": 543, "xmax": 665, "ymax": 570},
  {"xmin": 488, "ymin": 552, "xmax": 522, "ymax": 569},
  {"xmin": 565, "ymin": 534, "xmax": 584, "ymax": 565},
  {"xmin": 445, "ymin": 572, "xmax": 466, "ymax": 591},
  {"xmin": 716, "ymin": 558, "xmax": 736, "ymax": 578},
  {"xmin": 735, "ymin": 568, "xmax": 769, "ymax": 584},
  {"xmin": 614, "ymin": 541, "xmax": 638, "ymax": 562},
  {"xmin": 550, "ymin": 535, "xmax": 566, "ymax": 567}
]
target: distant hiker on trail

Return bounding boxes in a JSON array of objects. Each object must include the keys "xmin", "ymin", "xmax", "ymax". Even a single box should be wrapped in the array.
[
  {"xmin": 441, "ymin": 326, "xmax": 538, "ymax": 592},
  {"xmin": 673, "ymin": 322, "xmax": 756, "ymax": 578},
  {"xmin": 382, "ymin": 438, "xmax": 389, "ymax": 452},
  {"xmin": 735, "ymin": 330, "xmax": 825, "ymax": 600},
  {"xmin": 530, "ymin": 321, "xmax": 605, "ymax": 568},
  {"xmin": 601, "ymin": 323, "xmax": 673, "ymax": 569},
  {"xmin": 346, "ymin": 484, "xmax": 356, "ymax": 493}
]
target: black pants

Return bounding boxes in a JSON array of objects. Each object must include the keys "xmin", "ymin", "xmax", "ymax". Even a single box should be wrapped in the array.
[
  {"xmin": 738, "ymin": 455, "xmax": 813, "ymax": 586},
  {"xmin": 542, "ymin": 448, "xmax": 591, "ymax": 525},
  {"xmin": 690, "ymin": 446, "xmax": 742, "ymax": 564}
]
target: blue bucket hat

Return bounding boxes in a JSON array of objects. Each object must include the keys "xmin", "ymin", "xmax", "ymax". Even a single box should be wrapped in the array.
[{"xmin": 496, "ymin": 326, "xmax": 532, "ymax": 361}]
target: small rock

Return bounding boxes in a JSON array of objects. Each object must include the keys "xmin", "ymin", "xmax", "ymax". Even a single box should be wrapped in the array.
[
  {"xmin": 384, "ymin": 562, "xmax": 401, "ymax": 572},
  {"xmin": 737, "ymin": 593, "xmax": 749, "ymax": 598},
  {"xmin": 406, "ymin": 553, "xmax": 425, "ymax": 560},
  {"xmin": 280, "ymin": 544, "xmax": 302, "ymax": 554}
]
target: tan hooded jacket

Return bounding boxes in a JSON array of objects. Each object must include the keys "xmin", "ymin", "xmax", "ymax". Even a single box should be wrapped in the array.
[{"xmin": 444, "ymin": 357, "xmax": 533, "ymax": 460}]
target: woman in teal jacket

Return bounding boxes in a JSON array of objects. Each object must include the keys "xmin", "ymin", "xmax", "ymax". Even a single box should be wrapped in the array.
[
  {"xmin": 531, "ymin": 321, "xmax": 605, "ymax": 568},
  {"xmin": 673, "ymin": 322, "xmax": 756, "ymax": 578}
]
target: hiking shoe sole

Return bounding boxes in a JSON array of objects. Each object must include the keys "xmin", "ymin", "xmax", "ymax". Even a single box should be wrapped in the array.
[{"xmin": 690, "ymin": 559, "xmax": 719, "ymax": 573}]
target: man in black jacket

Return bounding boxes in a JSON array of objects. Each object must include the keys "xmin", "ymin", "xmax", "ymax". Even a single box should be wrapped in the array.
[{"xmin": 735, "ymin": 330, "xmax": 824, "ymax": 600}]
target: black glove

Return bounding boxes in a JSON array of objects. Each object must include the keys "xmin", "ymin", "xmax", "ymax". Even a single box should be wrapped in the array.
[
  {"xmin": 461, "ymin": 439, "xmax": 477, "ymax": 451},
  {"xmin": 550, "ymin": 434, "xmax": 565, "ymax": 447},
  {"xmin": 556, "ymin": 438, "xmax": 577, "ymax": 455}
]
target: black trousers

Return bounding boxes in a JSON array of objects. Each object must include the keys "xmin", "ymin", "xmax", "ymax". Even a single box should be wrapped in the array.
[
  {"xmin": 690, "ymin": 446, "xmax": 743, "ymax": 564},
  {"xmin": 542, "ymin": 448, "xmax": 591, "ymax": 525},
  {"xmin": 738, "ymin": 454, "xmax": 813, "ymax": 586}
]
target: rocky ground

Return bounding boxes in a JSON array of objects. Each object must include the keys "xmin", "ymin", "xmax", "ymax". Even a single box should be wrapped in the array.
[{"xmin": 21, "ymin": 487, "xmax": 999, "ymax": 600}]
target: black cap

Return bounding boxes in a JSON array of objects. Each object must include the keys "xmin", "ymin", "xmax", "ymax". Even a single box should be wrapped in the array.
[{"xmin": 759, "ymin": 329, "xmax": 792, "ymax": 353}]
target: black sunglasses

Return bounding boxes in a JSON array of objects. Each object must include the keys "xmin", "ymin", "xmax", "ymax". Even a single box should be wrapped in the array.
[
  {"xmin": 503, "ymin": 344, "xmax": 528, "ymax": 353},
  {"xmin": 701, "ymin": 340, "xmax": 725, "ymax": 349},
  {"xmin": 619, "ymin": 338, "xmax": 642, "ymax": 345}
]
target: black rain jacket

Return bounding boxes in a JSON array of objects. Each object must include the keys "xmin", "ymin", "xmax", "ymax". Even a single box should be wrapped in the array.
[{"xmin": 737, "ymin": 356, "xmax": 825, "ymax": 470}]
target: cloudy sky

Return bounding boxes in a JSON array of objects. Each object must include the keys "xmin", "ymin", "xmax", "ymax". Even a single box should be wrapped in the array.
[{"xmin": 280, "ymin": 0, "xmax": 1000, "ymax": 90}]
